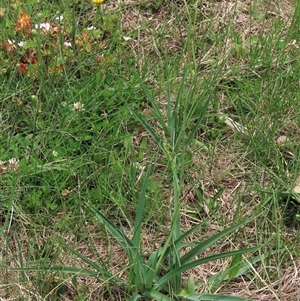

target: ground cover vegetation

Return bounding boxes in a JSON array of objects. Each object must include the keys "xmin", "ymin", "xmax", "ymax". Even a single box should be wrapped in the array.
[{"xmin": 1, "ymin": 0, "xmax": 300, "ymax": 300}]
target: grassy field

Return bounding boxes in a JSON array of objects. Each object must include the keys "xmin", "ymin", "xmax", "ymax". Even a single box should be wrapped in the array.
[{"xmin": 1, "ymin": 0, "xmax": 300, "ymax": 300}]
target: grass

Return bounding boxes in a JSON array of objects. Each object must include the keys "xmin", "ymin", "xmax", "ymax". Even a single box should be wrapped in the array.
[{"xmin": 1, "ymin": 0, "xmax": 300, "ymax": 300}]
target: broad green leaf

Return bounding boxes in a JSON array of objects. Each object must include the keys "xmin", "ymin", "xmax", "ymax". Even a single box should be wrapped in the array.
[
  {"xmin": 131, "ymin": 167, "xmax": 151, "ymax": 288},
  {"xmin": 145, "ymin": 247, "xmax": 161, "ymax": 288},
  {"xmin": 147, "ymin": 202, "xmax": 185, "ymax": 287},
  {"xmin": 180, "ymin": 219, "xmax": 252, "ymax": 265},
  {"xmin": 146, "ymin": 222, "xmax": 204, "ymax": 271},
  {"xmin": 227, "ymin": 253, "xmax": 242, "ymax": 282},
  {"xmin": 178, "ymin": 293, "xmax": 252, "ymax": 301},
  {"xmin": 155, "ymin": 248, "xmax": 257, "ymax": 290},
  {"xmin": 128, "ymin": 293, "xmax": 142, "ymax": 301},
  {"xmin": 175, "ymin": 222, "xmax": 203, "ymax": 247},
  {"xmin": 143, "ymin": 289, "xmax": 176, "ymax": 301},
  {"xmin": 207, "ymin": 249, "xmax": 284, "ymax": 292},
  {"xmin": 146, "ymin": 243, "xmax": 199, "ymax": 288},
  {"xmin": 187, "ymin": 274, "xmax": 196, "ymax": 294},
  {"xmin": 145, "ymin": 223, "xmax": 205, "ymax": 289},
  {"xmin": 86, "ymin": 203, "xmax": 147, "ymax": 287},
  {"xmin": 132, "ymin": 167, "xmax": 151, "ymax": 247},
  {"xmin": 171, "ymin": 171, "xmax": 181, "ymax": 239},
  {"xmin": 13, "ymin": 266, "xmax": 117, "ymax": 281}
]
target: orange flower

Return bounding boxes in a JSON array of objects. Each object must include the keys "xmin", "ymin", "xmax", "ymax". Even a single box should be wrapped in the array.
[{"xmin": 14, "ymin": 10, "xmax": 32, "ymax": 36}]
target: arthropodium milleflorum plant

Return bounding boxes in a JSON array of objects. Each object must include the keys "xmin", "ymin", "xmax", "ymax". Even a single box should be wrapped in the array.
[
  {"xmin": 120, "ymin": 68, "xmax": 255, "ymax": 300},
  {"xmin": 54, "ymin": 169, "xmax": 255, "ymax": 301},
  {"xmin": 15, "ymin": 69, "xmax": 255, "ymax": 301}
]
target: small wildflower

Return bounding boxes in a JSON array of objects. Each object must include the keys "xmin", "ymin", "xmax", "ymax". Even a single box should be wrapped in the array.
[
  {"xmin": 63, "ymin": 41, "xmax": 72, "ymax": 47},
  {"xmin": 17, "ymin": 41, "xmax": 26, "ymax": 47},
  {"xmin": 8, "ymin": 158, "xmax": 19, "ymax": 172},
  {"xmin": 123, "ymin": 36, "xmax": 131, "ymax": 41},
  {"xmin": 52, "ymin": 150, "xmax": 58, "ymax": 157},
  {"xmin": 289, "ymin": 39, "xmax": 299, "ymax": 49},
  {"xmin": 61, "ymin": 189, "xmax": 71, "ymax": 200},
  {"xmin": 55, "ymin": 15, "xmax": 63, "ymax": 22},
  {"xmin": 72, "ymin": 102, "xmax": 84, "ymax": 111},
  {"xmin": 91, "ymin": 0, "xmax": 105, "ymax": 3},
  {"xmin": 2, "ymin": 39, "xmax": 16, "ymax": 53},
  {"xmin": 87, "ymin": 26, "xmax": 96, "ymax": 30},
  {"xmin": 35, "ymin": 22, "xmax": 51, "ymax": 31}
]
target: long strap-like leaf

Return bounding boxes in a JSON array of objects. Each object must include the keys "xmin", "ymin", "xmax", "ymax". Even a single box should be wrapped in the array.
[{"xmin": 154, "ymin": 248, "xmax": 257, "ymax": 290}]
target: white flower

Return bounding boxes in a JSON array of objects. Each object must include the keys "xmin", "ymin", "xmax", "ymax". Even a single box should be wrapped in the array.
[
  {"xmin": 87, "ymin": 26, "xmax": 96, "ymax": 30},
  {"xmin": 35, "ymin": 22, "xmax": 51, "ymax": 31},
  {"xmin": 123, "ymin": 36, "xmax": 131, "ymax": 41},
  {"xmin": 72, "ymin": 102, "xmax": 84, "ymax": 111},
  {"xmin": 55, "ymin": 15, "xmax": 63, "ymax": 22},
  {"xmin": 63, "ymin": 41, "xmax": 72, "ymax": 47},
  {"xmin": 17, "ymin": 41, "xmax": 26, "ymax": 47},
  {"xmin": 52, "ymin": 150, "xmax": 58, "ymax": 157},
  {"xmin": 8, "ymin": 158, "xmax": 18, "ymax": 164},
  {"xmin": 8, "ymin": 158, "xmax": 19, "ymax": 171}
]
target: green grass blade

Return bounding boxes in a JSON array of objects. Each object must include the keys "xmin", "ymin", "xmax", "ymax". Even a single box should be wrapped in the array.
[
  {"xmin": 86, "ymin": 202, "xmax": 146, "ymax": 288},
  {"xmin": 172, "ymin": 171, "xmax": 181, "ymax": 240},
  {"xmin": 132, "ymin": 167, "xmax": 151, "ymax": 247},
  {"xmin": 185, "ymin": 96, "xmax": 210, "ymax": 147},
  {"xmin": 170, "ymin": 171, "xmax": 181, "ymax": 294},
  {"xmin": 58, "ymin": 237, "xmax": 121, "ymax": 282},
  {"xmin": 15, "ymin": 235, "xmax": 27, "ymax": 282},
  {"xmin": 146, "ymin": 222, "xmax": 203, "ymax": 272},
  {"xmin": 175, "ymin": 222, "xmax": 203, "ymax": 243},
  {"xmin": 145, "ymin": 189, "xmax": 201, "ymax": 287},
  {"xmin": 13, "ymin": 266, "xmax": 121, "ymax": 282},
  {"xmin": 86, "ymin": 202, "xmax": 136, "ymax": 259},
  {"xmin": 168, "ymin": 68, "xmax": 188, "ymax": 148},
  {"xmin": 178, "ymin": 293, "xmax": 252, "ymax": 301},
  {"xmin": 133, "ymin": 70, "xmax": 166, "ymax": 131},
  {"xmin": 150, "ymin": 224, "xmax": 180, "ymax": 287},
  {"xmin": 58, "ymin": 237, "xmax": 103, "ymax": 271},
  {"xmin": 155, "ymin": 248, "xmax": 257, "ymax": 290},
  {"xmin": 132, "ymin": 110, "xmax": 167, "ymax": 157},
  {"xmin": 207, "ymin": 249, "xmax": 284, "ymax": 292},
  {"xmin": 180, "ymin": 219, "xmax": 252, "ymax": 265},
  {"xmin": 289, "ymin": 0, "xmax": 300, "ymax": 39},
  {"xmin": 131, "ymin": 168, "xmax": 152, "ymax": 289},
  {"xmin": 48, "ymin": 266, "xmax": 109, "ymax": 279}
]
